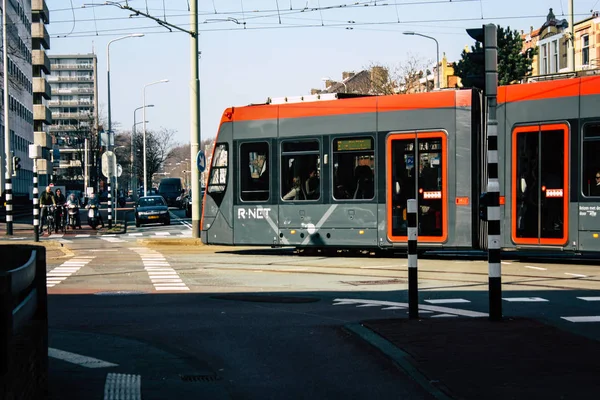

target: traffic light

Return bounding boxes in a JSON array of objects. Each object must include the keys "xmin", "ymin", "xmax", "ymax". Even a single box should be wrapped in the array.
[
  {"xmin": 12, "ymin": 156, "xmax": 21, "ymax": 176},
  {"xmin": 466, "ymin": 27, "xmax": 485, "ymax": 90}
]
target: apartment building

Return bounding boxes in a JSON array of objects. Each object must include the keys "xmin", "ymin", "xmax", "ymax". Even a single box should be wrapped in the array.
[
  {"xmin": 0, "ymin": 0, "xmax": 51, "ymax": 199},
  {"xmin": 47, "ymin": 54, "xmax": 98, "ymax": 190}
]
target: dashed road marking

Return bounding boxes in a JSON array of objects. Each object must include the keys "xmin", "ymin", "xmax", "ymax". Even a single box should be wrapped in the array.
[
  {"xmin": 131, "ymin": 247, "xmax": 190, "ymax": 292},
  {"xmin": 502, "ymin": 297, "xmax": 549, "ymax": 302},
  {"xmin": 524, "ymin": 265, "xmax": 547, "ymax": 271},
  {"xmin": 431, "ymin": 313, "xmax": 459, "ymax": 318},
  {"xmin": 154, "ymin": 232, "xmax": 171, "ymax": 236},
  {"xmin": 104, "ymin": 373, "xmax": 141, "ymax": 400},
  {"xmin": 333, "ymin": 298, "xmax": 488, "ymax": 317},
  {"xmin": 565, "ymin": 273, "xmax": 587, "ymax": 278},
  {"xmin": 47, "ymin": 257, "xmax": 94, "ymax": 288},
  {"xmin": 128, "ymin": 233, "xmax": 143, "ymax": 236},
  {"xmin": 48, "ymin": 348, "xmax": 118, "ymax": 368},
  {"xmin": 561, "ymin": 316, "xmax": 600, "ymax": 323},
  {"xmin": 100, "ymin": 237, "xmax": 126, "ymax": 243},
  {"xmin": 424, "ymin": 298, "xmax": 470, "ymax": 304},
  {"xmin": 578, "ymin": 297, "xmax": 600, "ymax": 301}
]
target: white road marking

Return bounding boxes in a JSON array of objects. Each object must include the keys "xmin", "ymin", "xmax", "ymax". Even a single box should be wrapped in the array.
[
  {"xmin": 104, "ymin": 373, "xmax": 141, "ymax": 400},
  {"xmin": 48, "ymin": 348, "xmax": 118, "ymax": 368},
  {"xmin": 154, "ymin": 232, "xmax": 171, "ymax": 236},
  {"xmin": 131, "ymin": 248, "xmax": 190, "ymax": 292},
  {"xmin": 47, "ymin": 257, "xmax": 94, "ymax": 288},
  {"xmin": 128, "ymin": 233, "xmax": 143, "ymax": 236},
  {"xmin": 502, "ymin": 297, "xmax": 549, "ymax": 302},
  {"xmin": 524, "ymin": 265, "xmax": 547, "ymax": 271},
  {"xmin": 561, "ymin": 316, "xmax": 600, "ymax": 323},
  {"xmin": 501, "ymin": 261, "xmax": 512, "ymax": 265},
  {"xmin": 360, "ymin": 265, "xmax": 405, "ymax": 269},
  {"xmin": 431, "ymin": 314, "xmax": 459, "ymax": 318},
  {"xmin": 578, "ymin": 297, "xmax": 600, "ymax": 301},
  {"xmin": 102, "ymin": 234, "xmax": 117, "ymax": 237},
  {"xmin": 75, "ymin": 234, "xmax": 90, "ymax": 238},
  {"xmin": 565, "ymin": 273, "xmax": 587, "ymax": 278},
  {"xmin": 100, "ymin": 237, "xmax": 126, "ymax": 243},
  {"xmin": 424, "ymin": 299, "xmax": 470, "ymax": 304},
  {"xmin": 333, "ymin": 298, "xmax": 488, "ymax": 317}
]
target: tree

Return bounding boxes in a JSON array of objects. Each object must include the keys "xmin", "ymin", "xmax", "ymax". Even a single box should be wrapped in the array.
[
  {"xmin": 132, "ymin": 128, "xmax": 176, "ymax": 190},
  {"xmin": 454, "ymin": 25, "xmax": 536, "ymax": 88}
]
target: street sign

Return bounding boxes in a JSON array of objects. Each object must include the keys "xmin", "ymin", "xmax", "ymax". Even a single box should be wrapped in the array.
[
  {"xmin": 101, "ymin": 151, "xmax": 117, "ymax": 178},
  {"xmin": 197, "ymin": 150, "xmax": 206, "ymax": 173},
  {"xmin": 117, "ymin": 164, "xmax": 123, "ymax": 177}
]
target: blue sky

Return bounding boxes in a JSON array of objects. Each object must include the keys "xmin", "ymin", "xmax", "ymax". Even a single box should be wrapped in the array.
[{"xmin": 47, "ymin": 0, "xmax": 599, "ymax": 145}]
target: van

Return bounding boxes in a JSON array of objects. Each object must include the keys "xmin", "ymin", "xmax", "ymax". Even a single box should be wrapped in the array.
[{"xmin": 158, "ymin": 178, "xmax": 183, "ymax": 207}]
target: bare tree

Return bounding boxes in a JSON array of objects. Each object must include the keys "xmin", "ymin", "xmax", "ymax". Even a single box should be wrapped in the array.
[
  {"xmin": 356, "ymin": 54, "xmax": 432, "ymax": 95},
  {"xmin": 132, "ymin": 128, "xmax": 176, "ymax": 190}
]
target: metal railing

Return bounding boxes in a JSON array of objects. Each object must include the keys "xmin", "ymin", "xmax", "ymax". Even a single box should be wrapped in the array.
[{"xmin": 50, "ymin": 63, "xmax": 93, "ymax": 70}]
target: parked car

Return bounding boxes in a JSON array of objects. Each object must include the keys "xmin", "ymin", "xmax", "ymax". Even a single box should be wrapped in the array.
[{"xmin": 134, "ymin": 196, "xmax": 170, "ymax": 227}]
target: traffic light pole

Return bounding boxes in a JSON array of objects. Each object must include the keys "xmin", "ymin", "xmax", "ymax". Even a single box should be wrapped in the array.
[
  {"xmin": 483, "ymin": 24, "xmax": 502, "ymax": 321},
  {"xmin": 3, "ymin": 0, "xmax": 13, "ymax": 235}
]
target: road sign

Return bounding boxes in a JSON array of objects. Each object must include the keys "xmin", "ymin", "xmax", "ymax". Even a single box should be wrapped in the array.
[
  {"xmin": 101, "ymin": 151, "xmax": 117, "ymax": 178},
  {"xmin": 197, "ymin": 150, "xmax": 206, "ymax": 173},
  {"xmin": 117, "ymin": 164, "xmax": 123, "ymax": 177}
]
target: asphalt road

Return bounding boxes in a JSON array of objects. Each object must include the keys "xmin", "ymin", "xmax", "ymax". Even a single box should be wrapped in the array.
[{"xmin": 40, "ymin": 236, "xmax": 600, "ymax": 399}]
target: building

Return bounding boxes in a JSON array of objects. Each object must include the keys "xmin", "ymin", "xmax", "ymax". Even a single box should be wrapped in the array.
[
  {"xmin": 311, "ymin": 68, "xmax": 389, "ymax": 95},
  {"xmin": 47, "ymin": 54, "xmax": 98, "ymax": 192},
  {"xmin": 0, "ymin": 1, "xmax": 50, "ymax": 200},
  {"xmin": 521, "ymin": 8, "xmax": 600, "ymax": 79}
]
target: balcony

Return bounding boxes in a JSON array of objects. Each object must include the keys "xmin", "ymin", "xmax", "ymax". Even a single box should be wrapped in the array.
[
  {"xmin": 49, "ymin": 125, "xmax": 78, "ymax": 132},
  {"xmin": 50, "ymin": 63, "xmax": 94, "ymax": 71},
  {"xmin": 33, "ymin": 105, "xmax": 52, "ymax": 124},
  {"xmin": 32, "ymin": 0, "xmax": 50, "ymax": 24},
  {"xmin": 51, "ymin": 87, "xmax": 94, "ymax": 95},
  {"xmin": 48, "ymin": 99, "xmax": 93, "ymax": 107},
  {"xmin": 47, "ymin": 75, "xmax": 94, "ymax": 83},
  {"xmin": 32, "ymin": 23, "xmax": 50, "ymax": 50},
  {"xmin": 51, "ymin": 112, "xmax": 92, "ymax": 120},
  {"xmin": 34, "ymin": 131, "xmax": 51, "ymax": 148},
  {"xmin": 33, "ymin": 77, "xmax": 51, "ymax": 99},
  {"xmin": 33, "ymin": 50, "xmax": 51, "ymax": 74}
]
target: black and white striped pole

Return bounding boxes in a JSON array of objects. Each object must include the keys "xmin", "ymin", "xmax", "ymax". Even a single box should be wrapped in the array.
[
  {"xmin": 33, "ymin": 159, "xmax": 39, "ymax": 242},
  {"xmin": 484, "ymin": 23, "xmax": 502, "ymax": 321},
  {"xmin": 4, "ymin": 177, "xmax": 12, "ymax": 235},
  {"xmin": 407, "ymin": 199, "xmax": 419, "ymax": 319},
  {"xmin": 108, "ymin": 178, "xmax": 113, "ymax": 229}
]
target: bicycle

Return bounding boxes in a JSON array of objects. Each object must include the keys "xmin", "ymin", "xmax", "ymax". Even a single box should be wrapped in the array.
[{"xmin": 42, "ymin": 205, "xmax": 56, "ymax": 235}]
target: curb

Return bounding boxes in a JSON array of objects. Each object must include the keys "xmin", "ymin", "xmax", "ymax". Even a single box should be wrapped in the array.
[{"xmin": 343, "ymin": 323, "xmax": 454, "ymax": 400}]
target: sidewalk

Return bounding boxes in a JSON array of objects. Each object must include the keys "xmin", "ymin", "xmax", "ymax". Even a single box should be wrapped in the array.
[{"xmin": 349, "ymin": 317, "xmax": 600, "ymax": 400}]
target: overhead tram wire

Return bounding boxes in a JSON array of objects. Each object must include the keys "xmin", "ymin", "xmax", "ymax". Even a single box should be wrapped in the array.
[
  {"xmin": 49, "ymin": 0, "xmax": 481, "ymax": 25},
  {"xmin": 51, "ymin": 11, "xmax": 593, "ymax": 39}
]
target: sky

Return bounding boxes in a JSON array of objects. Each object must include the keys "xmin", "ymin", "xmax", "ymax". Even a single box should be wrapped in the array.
[{"xmin": 47, "ymin": 0, "xmax": 600, "ymax": 146}]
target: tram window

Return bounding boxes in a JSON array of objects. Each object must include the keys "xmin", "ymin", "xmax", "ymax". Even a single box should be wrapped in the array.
[
  {"xmin": 280, "ymin": 140, "xmax": 320, "ymax": 201},
  {"xmin": 582, "ymin": 123, "xmax": 600, "ymax": 197},
  {"xmin": 332, "ymin": 137, "xmax": 375, "ymax": 200},
  {"xmin": 240, "ymin": 142, "xmax": 269, "ymax": 201},
  {"xmin": 208, "ymin": 143, "xmax": 228, "ymax": 193}
]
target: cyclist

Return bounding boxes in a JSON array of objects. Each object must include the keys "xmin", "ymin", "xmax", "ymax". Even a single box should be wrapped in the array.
[
  {"xmin": 54, "ymin": 188, "xmax": 67, "ymax": 232},
  {"xmin": 66, "ymin": 192, "xmax": 82, "ymax": 229},
  {"xmin": 40, "ymin": 186, "xmax": 56, "ymax": 232}
]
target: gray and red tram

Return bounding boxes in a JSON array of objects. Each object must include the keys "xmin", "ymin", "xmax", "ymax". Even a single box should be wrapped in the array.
[{"xmin": 201, "ymin": 75, "xmax": 600, "ymax": 254}]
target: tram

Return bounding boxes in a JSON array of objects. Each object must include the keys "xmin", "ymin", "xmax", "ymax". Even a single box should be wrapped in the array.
[{"xmin": 201, "ymin": 74, "xmax": 600, "ymax": 254}]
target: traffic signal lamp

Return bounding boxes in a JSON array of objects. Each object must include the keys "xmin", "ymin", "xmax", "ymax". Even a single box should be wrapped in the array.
[
  {"xmin": 12, "ymin": 156, "xmax": 21, "ymax": 176},
  {"xmin": 466, "ymin": 27, "xmax": 485, "ymax": 90}
]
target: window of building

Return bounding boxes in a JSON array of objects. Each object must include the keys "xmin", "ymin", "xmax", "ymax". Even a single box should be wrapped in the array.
[
  {"xmin": 240, "ymin": 142, "xmax": 269, "ymax": 202},
  {"xmin": 332, "ymin": 137, "xmax": 375, "ymax": 200},
  {"xmin": 541, "ymin": 44, "xmax": 548, "ymax": 74},
  {"xmin": 207, "ymin": 143, "xmax": 228, "ymax": 194},
  {"xmin": 280, "ymin": 140, "xmax": 320, "ymax": 201},
  {"xmin": 582, "ymin": 123, "xmax": 600, "ymax": 197},
  {"xmin": 551, "ymin": 41, "xmax": 558, "ymax": 73},
  {"xmin": 582, "ymin": 34, "xmax": 590, "ymax": 66}
]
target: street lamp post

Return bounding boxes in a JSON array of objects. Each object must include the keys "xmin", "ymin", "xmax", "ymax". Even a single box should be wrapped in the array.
[
  {"xmin": 107, "ymin": 33, "xmax": 143, "ymax": 228},
  {"xmin": 132, "ymin": 105, "xmax": 153, "ymax": 198},
  {"xmin": 143, "ymin": 79, "xmax": 169, "ymax": 197},
  {"xmin": 403, "ymin": 31, "xmax": 440, "ymax": 90}
]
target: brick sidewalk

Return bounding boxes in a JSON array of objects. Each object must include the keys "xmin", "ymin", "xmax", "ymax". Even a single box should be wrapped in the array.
[{"xmin": 362, "ymin": 317, "xmax": 600, "ymax": 400}]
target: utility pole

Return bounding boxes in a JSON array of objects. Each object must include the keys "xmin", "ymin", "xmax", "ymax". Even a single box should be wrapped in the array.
[
  {"xmin": 190, "ymin": 0, "xmax": 201, "ymax": 238},
  {"xmin": 569, "ymin": 0, "xmax": 575, "ymax": 72},
  {"xmin": 3, "ymin": 0, "xmax": 13, "ymax": 235}
]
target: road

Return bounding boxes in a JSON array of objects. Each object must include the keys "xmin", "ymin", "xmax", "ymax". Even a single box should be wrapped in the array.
[{"xmin": 34, "ymin": 224, "xmax": 600, "ymax": 399}]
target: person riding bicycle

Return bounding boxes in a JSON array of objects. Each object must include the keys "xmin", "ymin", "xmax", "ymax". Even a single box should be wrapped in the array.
[
  {"xmin": 66, "ymin": 192, "xmax": 82, "ymax": 229},
  {"xmin": 54, "ymin": 188, "xmax": 67, "ymax": 232},
  {"xmin": 86, "ymin": 193, "xmax": 105, "ymax": 228},
  {"xmin": 40, "ymin": 186, "xmax": 56, "ymax": 232}
]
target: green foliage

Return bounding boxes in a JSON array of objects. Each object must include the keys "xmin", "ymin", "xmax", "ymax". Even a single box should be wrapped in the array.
[{"xmin": 454, "ymin": 26, "xmax": 536, "ymax": 88}]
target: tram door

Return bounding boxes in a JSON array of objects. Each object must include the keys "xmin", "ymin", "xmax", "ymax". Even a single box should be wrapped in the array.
[
  {"xmin": 512, "ymin": 124, "xmax": 569, "ymax": 246},
  {"xmin": 387, "ymin": 132, "xmax": 447, "ymax": 243}
]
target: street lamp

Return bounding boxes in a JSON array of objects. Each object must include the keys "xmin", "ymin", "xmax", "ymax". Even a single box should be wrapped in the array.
[
  {"xmin": 143, "ymin": 79, "xmax": 169, "ymax": 196},
  {"xmin": 132, "ymin": 104, "xmax": 153, "ymax": 198},
  {"xmin": 403, "ymin": 31, "xmax": 440, "ymax": 90},
  {"xmin": 321, "ymin": 76, "xmax": 347, "ymax": 93}
]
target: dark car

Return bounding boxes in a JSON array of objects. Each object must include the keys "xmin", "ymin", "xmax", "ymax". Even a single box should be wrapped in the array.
[
  {"xmin": 134, "ymin": 196, "xmax": 170, "ymax": 227},
  {"xmin": 184, "ymin": 190, "xmax": 204, "ymax": 218},
  {"xmin": 159, "ymin": 178, "xmax": 183, "ymax": 207}
]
